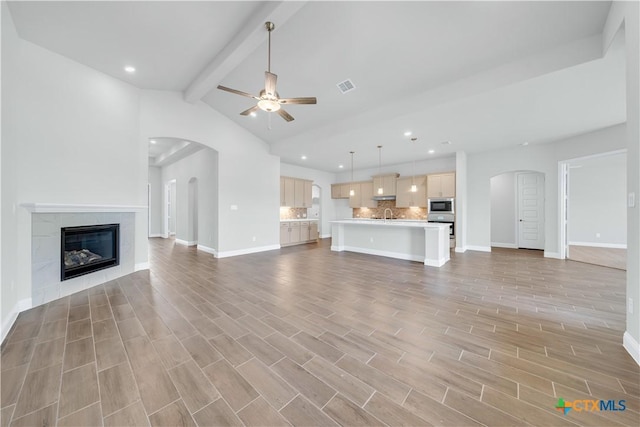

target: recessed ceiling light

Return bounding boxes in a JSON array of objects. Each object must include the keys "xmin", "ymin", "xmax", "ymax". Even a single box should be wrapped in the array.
[
  {"xmin": 520, "ymin": 141, "xmax": 529, "ymax": 146},
  {"xmin": 150, "ymin": 140, "xmax": 157, "ymax": 144},
  {"xmin": 441, "ymin": 140, "xmax": 451, "ymax": 145},
  {"xmin": 124, "ymin": 66, "xmax": 136, "ymax": 73},
  {"xmin": 428, "ymin": 149, "xmax": 435, "ymax": 154},
  {"xmin": 301, "ymin": 155, "xmax": 307, "ymax": 160},
  {"xmin": 249, "ymin": 112, "xmax": 257, "ymax": 117},
  {"xmin": 338, "ymin": 164, "xmax": 344, "ymax": 169},
  {"xmin": 404, "ymin": 131, "xmax": 412, "ymax": 137}
]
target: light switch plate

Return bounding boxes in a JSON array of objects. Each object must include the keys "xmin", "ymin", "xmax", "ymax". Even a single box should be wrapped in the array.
[{"xmin": 629, "ymin": 192, "xmax": 636, "ymax": 208}]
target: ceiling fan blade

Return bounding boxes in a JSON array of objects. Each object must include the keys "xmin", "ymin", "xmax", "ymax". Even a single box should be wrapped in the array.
[
  {"xmin": 217, "ymin": 85, "xmax": 259, "ymax": 100},
  {"xmin": 279, "ymin": 97, "xmax": 317, "ymax": 105},
  {"xmin": 265, "ymin": 72, "xmax": 277, "ymax": 97},
  {"xmin": 240, "ymin": 105, "xmax": 260, "ymax": 116},
  {"xmin": 277, "ymin": 108, "xmax": 294, "ymax": 122}
]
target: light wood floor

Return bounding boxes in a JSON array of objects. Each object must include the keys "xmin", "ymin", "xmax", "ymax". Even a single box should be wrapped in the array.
[{"xmin": 1, "ymin": 238, "xmax": 638, "ymax": 426}]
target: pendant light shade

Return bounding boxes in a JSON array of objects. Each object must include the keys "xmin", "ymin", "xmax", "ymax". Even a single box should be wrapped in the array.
[
  {"xmin": 377, "ymin": 145, "xmax": 383, "ymax": 195},
  {"xmin": 349, "ymin": 151, "xmax": 355, "ymax": 196}
]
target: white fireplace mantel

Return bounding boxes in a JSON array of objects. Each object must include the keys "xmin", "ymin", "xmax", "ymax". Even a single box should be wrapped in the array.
[{"xmin": 21, "ymin": 203, "xmax": 147, "ymax": 213}]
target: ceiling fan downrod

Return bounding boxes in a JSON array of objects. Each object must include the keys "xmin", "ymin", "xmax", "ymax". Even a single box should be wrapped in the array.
[{"xmin": 265, "ymin": 21, "xmax": 275, "ymax": 73}]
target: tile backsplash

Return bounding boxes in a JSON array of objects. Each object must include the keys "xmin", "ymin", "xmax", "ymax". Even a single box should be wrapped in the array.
[
  {"xmin": 280, "ymin": 207, "xmax": 308, "ymax": 220},
  {"xmin": 353, "ymin": 200, "xmax": 427, "ymax": 220}
]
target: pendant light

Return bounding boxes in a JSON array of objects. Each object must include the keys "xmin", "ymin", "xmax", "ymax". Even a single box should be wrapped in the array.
[
  {"xmin": 377, "ymin": 145, "xmax": 384, "ymax": 195},
  {"xmin": 410, "ymin": 138, "xmax": 418, "ymax": 193},
  {"xmin": 349, "ymin": 151, "xmax": 355, "ymax": 196}
]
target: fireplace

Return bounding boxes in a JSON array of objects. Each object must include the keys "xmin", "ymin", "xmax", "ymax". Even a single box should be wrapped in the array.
[{"xmin": 61, "ymin": 224, "xmax": 119, "ymax": 281}]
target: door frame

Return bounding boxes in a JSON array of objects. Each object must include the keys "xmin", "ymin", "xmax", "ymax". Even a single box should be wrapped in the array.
[
  {"xmin": 558, "ymin": 149, "xmax": 627, "ymax": 260},
  {"xmin": 516, "ymin": 171, "xmax": 545, "ymax": 250},
  {"xmin": 164, "ymin": 179, "xmax": 176, "ymax": 238}
]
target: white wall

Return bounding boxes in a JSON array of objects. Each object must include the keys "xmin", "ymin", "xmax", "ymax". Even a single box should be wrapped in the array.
[
  {"xmin": 490, "ymin": 172, "xmax": 517, "ymax": 247},
  {"xmin": 139, "ymin": 91, "xmax": 280, "ymax": 256},
  {"xmin": 466, "ymin": 124, "xmax": 626, "ymax": 255},
  {"xmin": 605, "ymin": 1, "xmax": 640, "ymax": 354},
  {"xmin": 280, "ymin": 163, "xmax": 339, "ymax": 237},
  {"xmin": 148, "ymin": 166, "xmax": 163, "ymax": 236},
  {"xmin": 160, "ymin": 148, "xmax": 218, "ymax": 250},
  {"xmin": 1, "ymin": 4, "xmax": 148, "ymax": 339},
  {"xmin": 568, "ymin": 152, "xmax": 626, "ymax": 245}
]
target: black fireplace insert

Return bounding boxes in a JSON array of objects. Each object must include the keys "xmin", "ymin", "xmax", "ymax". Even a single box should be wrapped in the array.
[{"xmin": 61, "ymin": 224, "xmax": 119, "ymax": 281}]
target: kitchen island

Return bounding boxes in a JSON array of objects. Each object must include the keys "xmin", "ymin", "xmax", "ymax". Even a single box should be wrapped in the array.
[{"xmin": 330, "ymin": 219, "xmax": 451, "ymax": 267}]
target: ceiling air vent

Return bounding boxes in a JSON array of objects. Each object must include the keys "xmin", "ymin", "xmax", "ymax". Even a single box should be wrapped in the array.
[{"xmin": 336, "ymin": 79, "xmax": 356, "ymax": 94}]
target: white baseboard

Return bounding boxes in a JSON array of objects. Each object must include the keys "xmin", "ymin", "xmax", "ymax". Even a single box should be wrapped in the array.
[
  {"xmin": 320, "ymin": 233, "xmax": 331, "ymax": 239},
  {"xmin": 215, "ymin": 244, "xmax": 280, "ymax": 259},
  {"xmin": 544, "ymin": 251, "xmax": 561, "ymax": 259},
  {"xmin": 569, "ymin": 241, "xmax": 627, "ymax": 249},
  {"xmin": 454, "ymin": 246, "xmax": 466, "ymax": 253},
  {"xmin": 623, "ymin": 331, "xmax": 640, "ymax": 365},
  {"xmin": 466, "ymin": 245, "xmax": 491, "ymax": 252},
  {"xmin": 148, "ymin": 233, "xmax": 163, "ymax": 238},
  {"xmin": 491, "ymin": 242, "xmax": 518, "ymax": 249},
  {"xmin": 1, "ymin": 298, "xmax": 33, "ymax": 344},
  {"xmin": 197, "ymin": 244, "xmax": 217, "ymax": 256},
  {"xmin": 135, "ymin": 262, "xmax": 150, "ymax": 271},
  {"xmin": 175, "ymin": 239, "xmax": 197, "ymax": 246}
]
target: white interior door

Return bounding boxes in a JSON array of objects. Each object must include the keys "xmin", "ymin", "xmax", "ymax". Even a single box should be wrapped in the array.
[{"xmin": 517, "ymin": 172, "xmax": 545, "ymax": 250}]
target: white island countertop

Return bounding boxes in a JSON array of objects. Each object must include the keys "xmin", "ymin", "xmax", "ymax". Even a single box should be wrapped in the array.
[
  {"xmin": 280, "ymin": 218, "xmax": 318, "ymax": 222},
  {"xmin": 330, "ymin": 219, "xmax": 450, "ymax": 267},
  {"xmin": 331, "ymin": 219, "xmax": 448, "ymax": 228}
]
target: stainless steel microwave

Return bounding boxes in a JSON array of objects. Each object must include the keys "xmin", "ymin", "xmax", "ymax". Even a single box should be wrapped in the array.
[{"xmin": 428, "ymin": 198, "xmax": 454, "ymax": 214}]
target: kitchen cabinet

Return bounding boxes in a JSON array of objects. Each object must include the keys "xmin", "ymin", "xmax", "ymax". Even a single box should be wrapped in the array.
[
  {"xmin": 331, "ymin": 184, "xmax": 342, "ymax": 199},
  {"xmin": 280, "ymin": 222, "xmax": 291, "ymax": 245},
  {"xmin": 349, "ymin": 181, "xmax": 377, "ymax": 208},
  {"xmin": 299, "ymin": 221, "xmax": 310, "ymax": 241},
  {"xmin": 281, "ymin": 177, "xmax": 312, "ymax": 207},
  {"xmin": 281, "ymin": 177, "xmax": 295, "ymax": 207},
  {"xmin": 280, "ymin": 221, "xmax": 318, "ymax": 246},
  {"xmin": 331, "ymin": 183, "xmax": 357, "ymax": 199},
  {"xmin": 359, "ymin": 181, "xmax": 377, "ymax": 208},
  {"xmin": 396, "ymin": 175, "xmax": 427, "ymax": 207},
  {"xmin": 290, "ymin": 222, "xmax": 301, "ymax": 243},
  {"xmin": 372, "ymin": 173, "xmax": 399, "ymax": 197},
  {"xmin": 427, "ymin": 173, "xmax": 455, "ymax": 198}
]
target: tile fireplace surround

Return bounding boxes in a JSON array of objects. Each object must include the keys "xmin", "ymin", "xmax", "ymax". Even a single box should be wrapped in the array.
[{"xmin": 24, "ymin": 204, "xmax": 144, "ymax": 307}]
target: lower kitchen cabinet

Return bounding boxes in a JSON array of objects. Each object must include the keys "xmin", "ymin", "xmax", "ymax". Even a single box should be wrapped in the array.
[{"xmin": 280, "ymin": 221, "xmax": 319, "ymax": 246}]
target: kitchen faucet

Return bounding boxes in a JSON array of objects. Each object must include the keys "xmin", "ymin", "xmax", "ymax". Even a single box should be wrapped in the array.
[{"xmin": 384, "ymin": 208, "xmax": 393, "ymax": 222}]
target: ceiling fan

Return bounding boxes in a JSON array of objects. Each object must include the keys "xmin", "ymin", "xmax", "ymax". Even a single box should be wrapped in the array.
[{"xmin": 217, "ymin": 21, "xmax": 317, "ymax": 122}]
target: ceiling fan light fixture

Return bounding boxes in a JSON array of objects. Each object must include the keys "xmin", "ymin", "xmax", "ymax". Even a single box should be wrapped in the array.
[
  {"xmin": 411, "ymin": 184, "xmax": 418, "ymax": 193},
  {"xmin": 257, "ymin": 99, "xmax": 281, "ymax": 112}
]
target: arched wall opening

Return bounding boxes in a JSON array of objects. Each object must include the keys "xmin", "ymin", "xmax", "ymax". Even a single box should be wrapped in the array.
[{"xmin": 147, "ymin": 136, "xmax": 218, "ymax": 252}]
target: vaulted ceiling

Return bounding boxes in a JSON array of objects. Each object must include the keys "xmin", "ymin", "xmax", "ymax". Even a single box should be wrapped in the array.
[{"xmin": 7, "ymin": 1, "xmax": 625, "ymax": 172}]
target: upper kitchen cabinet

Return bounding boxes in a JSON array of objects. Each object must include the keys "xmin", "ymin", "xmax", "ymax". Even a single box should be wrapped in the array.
[
  {"xmin": 331, "ymin": 182, "xmax": 358, "ymax": 199},
  {"xmin": 281, "ymin": 177, "xmax": 313, "ymax": 207},
  {"xmin": 295, "ymin": 179, "xmax": 313, "ymax": 208},
  {"xmin": 396, "ymin": 175, "xmax": 427, "ymax": 207},
  {"xmin": 372, "ymin": 173, "xmax": 399, "ymax": 197},
  {"xmin": 348, "ymin": 181, "xmax": 377, "ymax": 208},
  {"xmin": 281, "ymin": 177, "xmax": 295, "ymax": 207},
  {"xmin": 427, "ymin": 172, "xmax": 455, "ymax": 198}
]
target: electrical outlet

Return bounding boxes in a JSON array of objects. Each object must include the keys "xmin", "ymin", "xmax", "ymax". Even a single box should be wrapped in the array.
[
  {"xmin": 629, "ymin": 298, "xmax": 634, "ymax": 314},
  {"xmin": 252, "ymin": 236, "xmax": 256, "ymax": 242},
  {"xmin": 596, "ymin": 233, "xmax": 601, "ymax": 238},
  {"xmin": 370, "ymin": 237, "xmax": 374, "ymax": 243},
  {"xmin": 629, "ymin": 192, "xmax": 636, "ymax": 208}
]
